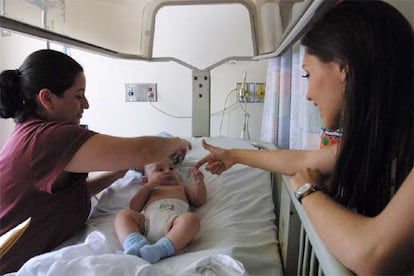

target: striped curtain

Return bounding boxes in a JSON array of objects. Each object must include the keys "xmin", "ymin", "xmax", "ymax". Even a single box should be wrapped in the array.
[{"xmin": 260, "ymin": 44, "xmax": 322, "ymax": 150}]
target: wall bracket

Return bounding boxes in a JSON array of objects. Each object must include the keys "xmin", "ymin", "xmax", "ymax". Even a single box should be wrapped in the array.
[{"xmin": 192, "ymin": 70, "xmax": 210, "ymax": 137}]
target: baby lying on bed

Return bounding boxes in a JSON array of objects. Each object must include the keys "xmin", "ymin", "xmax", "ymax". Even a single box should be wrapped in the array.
[{"xmin": 114, "ymin": 158, "xmax": 207, "ymax": 264}]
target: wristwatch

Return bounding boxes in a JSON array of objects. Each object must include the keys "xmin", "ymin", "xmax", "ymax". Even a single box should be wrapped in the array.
[{"xmin": 295, "ymin": 183, "xmax": 321, "ymax": 204}]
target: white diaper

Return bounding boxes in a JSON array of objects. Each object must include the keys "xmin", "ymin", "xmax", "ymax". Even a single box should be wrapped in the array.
[{"xmin": 144, "ymin": 198, "xmax": 189, "ymax": 243}]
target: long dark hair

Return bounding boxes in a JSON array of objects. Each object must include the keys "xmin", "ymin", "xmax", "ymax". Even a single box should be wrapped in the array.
[
  {"xmin": 0, "ymin": 49, "xmax": 83, "ymax": 122},
  {"xmin": 302, "ymin": 0, "xmax": 413, "ymax": 216}
]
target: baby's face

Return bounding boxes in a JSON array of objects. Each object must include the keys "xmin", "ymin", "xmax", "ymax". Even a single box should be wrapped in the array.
[{"xmin": 145, "ymin": 159, "xmax": 179, "ymax": 185}]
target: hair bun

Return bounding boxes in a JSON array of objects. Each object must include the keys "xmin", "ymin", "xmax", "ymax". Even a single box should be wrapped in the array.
[{"xmin": 0, "ymin": 69, "xmax": 23, "ymax": 119}]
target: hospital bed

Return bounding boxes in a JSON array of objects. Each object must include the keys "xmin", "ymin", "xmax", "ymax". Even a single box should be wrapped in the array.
[
  {"xmin": 4, "ymin": 136, "xmax": 352, "ymax": 275},
  {"xmin": 1, "ymin": 1, "xmax": 355, "ymax": 274}
]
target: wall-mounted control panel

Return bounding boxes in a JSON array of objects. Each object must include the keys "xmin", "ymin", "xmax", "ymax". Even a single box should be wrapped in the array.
[
  {"xmin": 125, "ymin": 83, "xmax": 157, "ymax": 102},
  {"xmin": 236, "ymin": 82, "xmax": 266, "ymax": 103}
]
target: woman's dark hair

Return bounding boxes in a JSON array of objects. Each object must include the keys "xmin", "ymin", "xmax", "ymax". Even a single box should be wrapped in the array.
[
  {"xmin": 302, "ymin": 0, "xmax": 413, "ymax": 216},
  {"xmin": 0, "ymin": 49, "xmax": 83, "ymax": 122}
]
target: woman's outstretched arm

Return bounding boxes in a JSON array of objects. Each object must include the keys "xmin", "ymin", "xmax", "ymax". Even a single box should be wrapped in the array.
[
  {"xmin": 65, "ymin": 134, "xmax": 191, "ymax": 173},
  {"xmin": 194, "ymin": 139, "xmax": 337, "ymax": 176}
]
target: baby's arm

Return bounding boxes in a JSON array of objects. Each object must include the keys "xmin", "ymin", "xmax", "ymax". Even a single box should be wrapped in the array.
[
  {"xmin": 129, "ymin": 175, "xmax": 163, "ymax": 211},
  {"xmin": 185, "ymin": 168, "xmax": 207, "ymax": 207},
  {"xmin": 129, "ymin": 186, "xmax": 151, "ymax": 211}
]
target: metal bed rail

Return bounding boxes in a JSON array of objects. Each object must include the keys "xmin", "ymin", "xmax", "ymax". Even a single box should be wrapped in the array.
[
  {"xmin": 248, "ymin": 140, "xmax": 352, "ymax": 275},
  {"xmin": 276, "ymin": 175, "xmax": 353, "ymax": 276}
]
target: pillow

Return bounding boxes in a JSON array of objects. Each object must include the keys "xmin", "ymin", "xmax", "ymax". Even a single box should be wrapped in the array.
[{"xmin": 92, "ymin": 170, "xmax": 142, "ymax": 215}]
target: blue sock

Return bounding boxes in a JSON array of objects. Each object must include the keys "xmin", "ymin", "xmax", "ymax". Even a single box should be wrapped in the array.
[
  {"xmin": 139, "ymin": 237, "xmax": 175, "ymax": 264},
  {"xmin": 122, "ymin": 233, "xmax": 149, "ymax": 256}
]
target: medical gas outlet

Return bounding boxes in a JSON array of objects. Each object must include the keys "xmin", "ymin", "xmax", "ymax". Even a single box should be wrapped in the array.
[
  {"xmin": 125, "ymin": 83, "xmax": 157, "ymax": 102},
  {"xmin": 236, "ymin": 82, "xmax": 266, "ymax": 103}
]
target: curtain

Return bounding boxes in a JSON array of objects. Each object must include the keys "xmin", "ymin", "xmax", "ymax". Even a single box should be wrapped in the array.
[{"xmin": 260, "ymin": 44, "xmax": 322, "ymax": 150}]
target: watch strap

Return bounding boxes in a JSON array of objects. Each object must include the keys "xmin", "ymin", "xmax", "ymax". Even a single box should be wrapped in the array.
[{"xmin": 295, "ymin": 183, "xmax": 321, "ymax": 204}]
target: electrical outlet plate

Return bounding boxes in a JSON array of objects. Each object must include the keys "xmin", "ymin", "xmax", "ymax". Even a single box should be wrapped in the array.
[{"xmin": 125, "ymin": 83, "xmax": 157, "ymax": 102}]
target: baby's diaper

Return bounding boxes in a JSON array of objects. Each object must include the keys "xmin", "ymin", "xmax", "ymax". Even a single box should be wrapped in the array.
[{"xmin": 144, "ymin": 199, "xmax": 189, "ymax": 243}]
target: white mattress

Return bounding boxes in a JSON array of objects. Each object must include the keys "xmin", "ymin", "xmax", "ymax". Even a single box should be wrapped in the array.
[{"xmin": 9, "ymin": 136, "xmax": 282, "ymax": 276}]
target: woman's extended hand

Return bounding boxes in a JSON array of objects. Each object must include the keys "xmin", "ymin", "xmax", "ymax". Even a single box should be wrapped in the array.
[
  {"xmin": 194, "ymin": 139, "xmax": 234, "ymax": 175},
  {"xmin": 177, "ymin": 138, "xmax": 192, "ymax": 153},
  {"xmin": 170, "ymin": 138, "xmax": 192, "ymax": 165}
]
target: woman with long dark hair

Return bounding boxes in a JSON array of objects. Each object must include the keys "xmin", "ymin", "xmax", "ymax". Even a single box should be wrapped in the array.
[{"xmin": 195, "ymin": 1, "xmax": 413, "ymax": 274}]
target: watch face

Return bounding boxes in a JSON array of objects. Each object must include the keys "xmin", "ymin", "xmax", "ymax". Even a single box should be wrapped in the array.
[{"xmin": 297, "ymin": 183, "xmax": 312, "ymax": 194}]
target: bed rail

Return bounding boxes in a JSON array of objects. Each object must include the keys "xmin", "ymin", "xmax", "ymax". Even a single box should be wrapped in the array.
[
  {"xmin": 276, "ymin": 174, "xmax": 353, "ymax": 276},
  {"xmin": 249, "ymin": 140, "xmax": 352, "ymax": 275}
]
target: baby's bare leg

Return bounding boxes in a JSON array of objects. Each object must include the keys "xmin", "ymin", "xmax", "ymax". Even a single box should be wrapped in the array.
[
  {"xmin": 114, "ymin": 209, "xmax": 149, "ymax": 256},
  {"xmin": 114, "ymin": 209, "xmax": 145, "ymax": 242},
  {"xmin": 167, "ymin": 212, "xmax": 201, "ymax": 251},
  {"xmin": 139, "ymin": 212, "xmax": 200, "ymax": 264}
]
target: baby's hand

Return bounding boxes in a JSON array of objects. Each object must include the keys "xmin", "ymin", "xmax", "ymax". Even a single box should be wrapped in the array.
[
  {"xmin": 146, "ymin": 174, "xmax": 165, "ymax": 189},
  {"xmin": 191, "ymin": 167, "xmax": 204, "ymax": 184}
]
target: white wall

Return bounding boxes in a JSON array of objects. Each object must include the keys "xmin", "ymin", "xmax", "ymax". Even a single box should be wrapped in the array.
[
  {"xmin": 72, "ymin": 48, "xmax": 267, "ymax": 138},
  {"xmin": 0, "ymin": 33, "xmax": 47, "ymax": 146},
  {"xmin": 2, "ymin": 0, "xmax": 411, "ymax": 148},
  {"xmin": 0, "ymin": 4, "xmax": 268, "ymax": 147}
]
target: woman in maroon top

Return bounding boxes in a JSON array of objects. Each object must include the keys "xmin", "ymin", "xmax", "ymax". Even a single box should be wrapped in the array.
[{"xmin": 0, "ymin": 49, "xmax": 191, "ymax": 273}]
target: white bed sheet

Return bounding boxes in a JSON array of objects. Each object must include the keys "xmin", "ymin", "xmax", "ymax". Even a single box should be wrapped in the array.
[{"xmin": 8, "ymin": 136, "xmax": 282, "ymax": 276}]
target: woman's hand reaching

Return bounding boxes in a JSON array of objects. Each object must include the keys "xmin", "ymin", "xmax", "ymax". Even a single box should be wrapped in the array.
[
  {"xmin": 194, "ymin": 139, "xmax": 235, "ymax": 175},
  {"xmin": 170, "ymin": 138, "xmax": 192, "ymax": 166}
]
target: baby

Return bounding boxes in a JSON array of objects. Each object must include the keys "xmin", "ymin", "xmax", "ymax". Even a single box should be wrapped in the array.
[{"xmin": 114, "ymin": 158, "xmax": 207, "ymax": 263}]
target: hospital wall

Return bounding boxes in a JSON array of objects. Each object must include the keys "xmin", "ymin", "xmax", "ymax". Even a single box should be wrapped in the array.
[
  {"xmin": 0, "ymin": 7, "xmax": 268, "ymax": 148},
  {"xmin": 1, "ymin": 0, "xmax": 411, "ymax": 149}
]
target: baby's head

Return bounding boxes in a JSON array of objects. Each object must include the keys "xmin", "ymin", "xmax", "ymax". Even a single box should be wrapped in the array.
[{"xmin": 142, "ymin": 158, "xmax": 180, "ymax": 186}]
